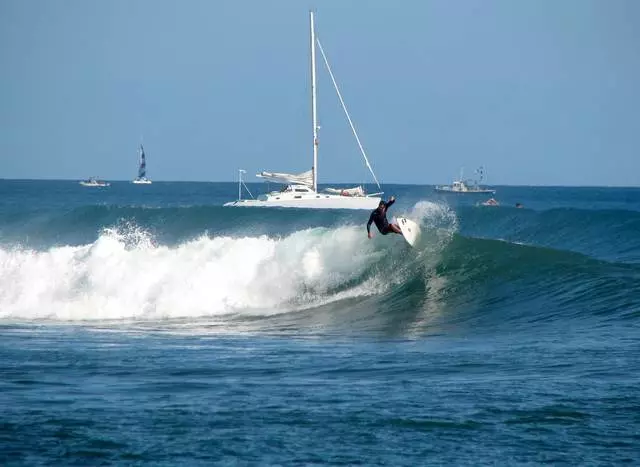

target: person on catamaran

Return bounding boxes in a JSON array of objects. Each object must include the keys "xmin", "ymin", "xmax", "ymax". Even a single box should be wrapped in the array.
[{"xmin": 367, "ymin": 196, "xmax": 402, "ymax": 238}]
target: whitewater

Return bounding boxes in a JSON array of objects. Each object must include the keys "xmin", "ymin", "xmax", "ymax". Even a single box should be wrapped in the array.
[{"xmin": 0, "ymin": 199, "xmax": 456, "ymax": 322}]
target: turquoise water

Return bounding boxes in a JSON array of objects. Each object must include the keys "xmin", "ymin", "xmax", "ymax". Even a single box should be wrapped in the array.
[{"xmin": 1, "ymin": 180, "xmax": 639, "ymax": 465}]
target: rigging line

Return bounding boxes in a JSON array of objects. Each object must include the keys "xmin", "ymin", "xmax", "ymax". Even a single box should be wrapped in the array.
[
  {"xmin": 316, "ymin": 38, "xmax": 381, "ymax": 190},
  {"xmin": 242, "ymin": 181, "xmax": 254, "ymax": 199}
]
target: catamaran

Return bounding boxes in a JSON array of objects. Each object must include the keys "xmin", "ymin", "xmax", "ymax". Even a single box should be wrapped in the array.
[
  {"xmin": 434, "ymin": 167, "xmax": 496, "ymax": 194},
  {"xmin": 132, "ymin": 144, "xmax": 152, "ymax": 184},
  {"xmin": 224, "ymin": 12, "xmax": 383, "ymax": 209}
]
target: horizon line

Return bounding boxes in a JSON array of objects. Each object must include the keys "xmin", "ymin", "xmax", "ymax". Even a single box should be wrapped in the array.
[{"xmin": 0, "ymin": 178, "xmax": 638, "ymax": 189}]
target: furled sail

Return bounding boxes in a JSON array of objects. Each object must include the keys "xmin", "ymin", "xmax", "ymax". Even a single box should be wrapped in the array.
[
  {"xmin": 256, "ymin": 170, "xmax": 313, "ymax": 187},
  {"xmin": 325, "ymin": 186, "xmax": 366, "ymax": 197}
]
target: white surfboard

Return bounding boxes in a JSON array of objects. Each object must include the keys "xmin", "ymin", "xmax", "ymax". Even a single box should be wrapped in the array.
[{"xmin": 396, "ymin": 216, "xmax": 421, "ymax": 247}]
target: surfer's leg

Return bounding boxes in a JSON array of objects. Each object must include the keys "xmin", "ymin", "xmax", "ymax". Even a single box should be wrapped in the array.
[{"xmin": 389, "ymin": 224, "xmax": 402, "ymax": 235}]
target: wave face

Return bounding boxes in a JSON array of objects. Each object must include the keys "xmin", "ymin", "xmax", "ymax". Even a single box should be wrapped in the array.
[
  {"xmin": 457, "ymin": 205, "xmax": 640, "ymax": 263},
  {"xmin": 0, "ymin": 181, "xmax": 639, "ymax": 334}
]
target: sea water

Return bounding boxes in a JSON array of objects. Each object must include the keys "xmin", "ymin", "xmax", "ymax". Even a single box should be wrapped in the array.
[{"xmin": 1, "ymin": 180, "xmax": 639, "ymax": 465}]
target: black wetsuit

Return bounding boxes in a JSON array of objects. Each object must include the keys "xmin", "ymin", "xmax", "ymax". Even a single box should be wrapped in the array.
[{"xmin": 367, "ymin": 199, "xmax": 395, "ymax": 235}]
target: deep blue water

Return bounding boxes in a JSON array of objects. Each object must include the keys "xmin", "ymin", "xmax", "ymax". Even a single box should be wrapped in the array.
[{"xmin": 1, "ymin": 180, "xmax": 639, "ymax": 465}]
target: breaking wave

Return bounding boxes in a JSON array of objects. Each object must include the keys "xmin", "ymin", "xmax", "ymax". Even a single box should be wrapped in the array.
[{"xmin": 0, "ymin": 201, "xmax": 638, "ymax": 334}]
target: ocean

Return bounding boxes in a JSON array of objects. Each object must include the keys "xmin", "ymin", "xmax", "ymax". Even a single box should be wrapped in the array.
[{"xmin": 1, "ymin": 180, "xmax": 639, "ymax": 465}]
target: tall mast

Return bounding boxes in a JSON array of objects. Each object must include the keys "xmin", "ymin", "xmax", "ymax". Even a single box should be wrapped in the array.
[
  {"xmin": 310, "ymin": 11, "xmax": 318, "ymax": 192},
  {"xmin": 316, "ymin": 39, "xmax": 382, "ymax": 190}
]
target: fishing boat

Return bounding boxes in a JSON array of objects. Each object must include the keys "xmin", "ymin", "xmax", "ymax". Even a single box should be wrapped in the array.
[
  {"xmin": 434, "ymin": 167, "xmax": 496, "ymax": 194},
  {"xmin": 224, "ymin": 12, "xmax": 383, "ymax": 209},
  {"xmin": 79, "ymin": 177, "xmax": 110, "ymax": 187},
  {"xmin": 132, "ymin": 144, "xmax": 152, "ymax": 184}
]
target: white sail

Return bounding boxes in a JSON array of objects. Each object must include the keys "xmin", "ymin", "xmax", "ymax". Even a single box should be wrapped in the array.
[{"xmin": 256, "ymin": 170, "xmax": 313, "ymax": 187}]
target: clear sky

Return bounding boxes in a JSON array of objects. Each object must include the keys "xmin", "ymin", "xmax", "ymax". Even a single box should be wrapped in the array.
[{"xmin": 1, "ymin": 0, "xmax": 639, "ymax": 186}]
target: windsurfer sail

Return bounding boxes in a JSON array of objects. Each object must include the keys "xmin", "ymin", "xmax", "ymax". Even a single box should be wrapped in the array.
[{"xmin": 132, "ymin": 144, "xmax": 152, "ymax": 184}]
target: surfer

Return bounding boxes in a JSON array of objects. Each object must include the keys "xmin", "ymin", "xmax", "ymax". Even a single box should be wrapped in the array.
[
  {"xmin": 482, "ymin": 198, "xmax": 499, "ymax": 206},
  {"xmin": 367, "ymin": 196, "xmax": 402, "ymax": 238}
]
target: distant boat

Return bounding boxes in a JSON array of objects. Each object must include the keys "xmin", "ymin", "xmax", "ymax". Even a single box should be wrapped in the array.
[
  {"xmin": 434, "ymin": 166, "xmax": 496, "ymax": 194},
  {"xmin": 481, "ymin": 197, "xmax": 499, "ymax": 206},
  {"xmin": 132, "ymin": 144, "xmax": 152, "ymax": 184},
  {"xmin": 79, "ymin": 177, "xmax": 110, "ymax": 187}
]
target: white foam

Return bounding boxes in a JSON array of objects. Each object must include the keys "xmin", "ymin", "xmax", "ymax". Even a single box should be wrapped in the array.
[
  {"xmin": 408, "ymin": 200, "xmax": 458, "ymax": 232},
  {"xmin": 0, "ymin": 202, "xmax": 458, "ymax": 323},
  {"xmin": 0, "ymin": 225, "xmax": 384, "ymax": 322}
]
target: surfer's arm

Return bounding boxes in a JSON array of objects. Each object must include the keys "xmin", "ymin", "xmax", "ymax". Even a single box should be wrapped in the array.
[
  {"xmin": 385, "ymin": 197, "xmax": 395, "ymax": 209},
  {"xmin": 367, "ymin": 213, "xmax": 374, "ymax": 235}
]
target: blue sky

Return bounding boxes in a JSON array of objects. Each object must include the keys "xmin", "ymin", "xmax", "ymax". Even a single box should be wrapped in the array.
[{"xmin": 1, "ymin": 0, "xmax": 639, "ymax": 186}]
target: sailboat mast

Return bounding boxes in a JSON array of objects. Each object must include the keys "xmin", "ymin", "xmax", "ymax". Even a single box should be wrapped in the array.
[{"xmin": 310, "ymin": 11, "xmax": 318, "ymax": 192}]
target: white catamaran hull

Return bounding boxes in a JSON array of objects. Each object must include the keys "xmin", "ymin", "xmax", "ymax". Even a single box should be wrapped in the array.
[{"xmin": 224, "ymin": 193, "xmax": 381, "ymax": 209}]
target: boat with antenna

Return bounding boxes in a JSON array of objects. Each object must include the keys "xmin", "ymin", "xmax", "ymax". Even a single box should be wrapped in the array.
[
  {"xmin": 132, "ymin": 144, "xmax": 152, "ymax": 184},
  {"xmin": 434, "ymin": 166, "xmax": 496, "ymax": 194},
  {"xmin": 224, "ymin": 11, "xmax": 383, "ymax": 209}
]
